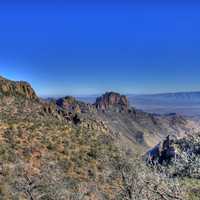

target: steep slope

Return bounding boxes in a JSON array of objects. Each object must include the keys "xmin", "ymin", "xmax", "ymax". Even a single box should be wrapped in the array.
[
  {"xmin": 0, "ymin": 76, "xmax": 124, "ymax": 199},
  {"xmin": 95, "ymin": 92, "xmax": 129, "ymax": 112},
  {"xmin": 56, "ymin": 96, "xmax": 96, "ymax": 114},
  {"xmin": 0, "ymin": 76, "xmax": 198, "ymax": 200},
  {"xmin": 146, "ymin": 134, "xmax": 200, "ymax": 199},
  {"xmin": 93, "ymin": 92, "xmax": 200, "ymax": 149},
  {"xmin": 55, "ymin": 92, "xmax": 200, "ymax": 153},
  {"xmin": 0, "ymin": 76, "xmax": 38, "ymax": 100}
]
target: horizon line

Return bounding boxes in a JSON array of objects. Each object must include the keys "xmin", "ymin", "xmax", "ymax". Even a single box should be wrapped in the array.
[{"xmin": 38, "ymin": 90, "xmax": 200, "ymax": 98}]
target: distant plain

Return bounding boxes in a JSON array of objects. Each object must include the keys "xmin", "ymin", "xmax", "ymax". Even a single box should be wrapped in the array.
[{"xmin": 77, "ymin": 92, "xmax": 200, "ymax": 117}]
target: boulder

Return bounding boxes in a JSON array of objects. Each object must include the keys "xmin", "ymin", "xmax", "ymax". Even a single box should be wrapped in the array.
[{"xmin": 147, "ymin": 135, "xmax": 176, "ymax": 165}]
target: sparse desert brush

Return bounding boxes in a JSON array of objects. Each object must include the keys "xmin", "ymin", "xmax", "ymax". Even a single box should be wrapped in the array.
[
  {"xmin": 0, "ymin": 75, "xmax": 199, "ymax": 200},
  {"xmin": 110, "ymin": 156, "xmax": 185, "ymax": 200}
]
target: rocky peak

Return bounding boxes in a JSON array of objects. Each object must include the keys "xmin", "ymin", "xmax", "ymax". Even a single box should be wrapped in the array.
[
  {"xmin": 56, "ymin": 96, "xmax": 81, "ymax": 113},
  {"xmin": 56, "ymin": 96, "xmax": 96, "ymax": 114},
  {"xmin": 94, "ymin": 91, "xmax": 129, "ymax": 112},
  {"xmin": 0, "ymin": 76, "xmax": 38, "ymax": 100}
]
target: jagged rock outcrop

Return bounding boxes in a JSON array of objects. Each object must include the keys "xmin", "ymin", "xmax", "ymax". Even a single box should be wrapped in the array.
[
  {"xmin": 0, "ymin": 76, "xmax": 38, "ymax": 100},
  {"xmin": 147, "ymin": 133, "xmax": 200, "ymax": 183},
  {"xmin": 56, "ymin": 96, "xmax": 96, "ymax": 114},
  {"xmin": 42, "ymin": 101, "xmax": 58, "ymax": 114},
  {"xmin": 147, "ymin": 135, "xmax": 176, "ymax": 165},
  {"xmin": 94, "ymin": 92, "xmax": 129, "ymax": 112},
  {"xmin": 1, "ymin": 75, "xmax": 199, "ymax": 152},
  {"xmin": 56, "ymin": 96, "xmax": 81, "ymax": 113}
]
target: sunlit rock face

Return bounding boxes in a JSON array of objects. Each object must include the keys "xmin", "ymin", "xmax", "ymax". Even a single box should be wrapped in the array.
[
  {"xmin": 56, "ymin": 96, "xmax": 96, "ymax": 114},
  {"xmin": 94, "ymin": 92, "xmax": 129, "ymax": 112},
  {"xmin": 0, "ymin": 76, "xmax": 38, "ymax": 100},
  {"xmin": 56, "ymin": 96, "xmax": 81, "ymax": 113}
]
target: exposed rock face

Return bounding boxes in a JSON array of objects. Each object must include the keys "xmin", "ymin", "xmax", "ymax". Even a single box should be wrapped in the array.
[
  {"xmin": 147, "ymin": 135, "xmax": 176, "ymax": 165},
  {"xmin": 56, "ymin": 96, "xmax": 81, "ymax": 113},
  {"xmin": 1, "ymin": 75, "xmax": 199, "ymax": 153},
  {"xmin": 0, "ymin": 76, "xmax": 38, "ymax": 100},
  {"xmin": 94, "ymin": 92, "xmax": 129, "ymax": 112},
  {"xmin": 56, "ymin": 96, "xmax": 96, "ymax": 114},
  {"xmin": 42, "ymin": 101, "xmax": 58, "ymax": 115}
]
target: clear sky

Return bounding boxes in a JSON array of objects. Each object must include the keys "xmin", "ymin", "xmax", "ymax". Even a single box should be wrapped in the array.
[{"xmin": 0, "ymin": 1, "xmax": 200, "ymax": 96}]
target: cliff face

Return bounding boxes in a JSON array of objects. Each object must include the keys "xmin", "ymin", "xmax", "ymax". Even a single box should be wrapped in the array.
[
  {"xmin": 0, "ymin": 75, "xmax": 199, "ymax": 199},
  {"xmin": 56, "ymin": 96, "xmax": 81, "ymax": 113},
  {"xmin": 0, "ymin": 77, "xmax": 122, "ymax": 200},
  {"xmin": 94, "ymin": 92, "xmax": 129, "ymax": 112},
  {"xmin": 54, "ymin": 91, "xmax": 200, "ymax": 150},
  {"xmin": 0, "ymin": 75, "xmax": 198, "ymax": 150},
  {"xmin": 0, "ymin": 76, "xmax": 38, "ymax": 100},
  {"xmin": 56, "ymin": 96, "xmax": 96, "ymax": 114}
]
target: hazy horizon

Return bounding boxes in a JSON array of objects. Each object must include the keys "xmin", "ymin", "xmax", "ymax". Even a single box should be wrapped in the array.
[
  {"xmin": 1, "ymin": 1, "xmax": 200, "ymax": 96},
  {"xmin": 39, "ymin": 90, "xmax": 200, "ymax": 99}
]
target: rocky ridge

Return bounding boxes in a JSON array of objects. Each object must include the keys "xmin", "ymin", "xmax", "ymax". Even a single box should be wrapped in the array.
[
  {"xmin": 0, "ymin": 75, "xmax": 199, "ymax": 150},
  {"xmin": 0, "ymin": 76, "xmax": 38, "ymax": 100},
  {"xmin": 94, "ymin": 92, "xmax": 129, "ymax": 112},
  {"xmin": 0, "ymin": 75, "xmax": 199, "ymax": 199},
  {"xmin": 53, "ymin": 91, "xmax": 200, "ymax": 151},
  {"xmin": 56, "ymin": 96, "xmax": 96, "ymax": 114}
]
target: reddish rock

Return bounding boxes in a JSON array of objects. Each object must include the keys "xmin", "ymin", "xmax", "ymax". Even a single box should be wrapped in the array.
[
  {"xmin": 56, "ymin": 96, "xmax": 81, "ymax": 113},
  {"xmin": 0, "ymin": 76, "xmax": 38, "ymax": 100},
  {"xmin": 56, "ymin": 96, "xmax": 96, "ymax": 114},
  {"xmin": 94, "ymin": 92, "xmax": 129, "ymax": 112}
]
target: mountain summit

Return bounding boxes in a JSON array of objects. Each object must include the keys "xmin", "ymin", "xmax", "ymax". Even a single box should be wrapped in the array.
[
  {"xmin": 0, "ymin": 75, "xmax": 199, "ymax": 199},
  {"xmin": 94, "ymin": 91, "xmax": 129, "ymax": 112},
  {"xmin": 0, "ymin": 76, "xmax": 38, "ymax": 100}
]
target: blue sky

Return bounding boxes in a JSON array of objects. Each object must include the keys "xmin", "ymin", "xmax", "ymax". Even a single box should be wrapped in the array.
[{"xmin": 0, "ymin": 1, "xmax": 200, "ymax": 96}]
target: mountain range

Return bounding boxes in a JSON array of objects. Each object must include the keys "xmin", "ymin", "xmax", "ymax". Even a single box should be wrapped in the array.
[
  {"xmin": 129, "ymin": 92, "xmax": 200, "ymax": 117},
  {"xmin": 75, "ymin": 91, "xmax": 200, "ymax": 117},
  {"xmin": 0, "ymin": 75, "xmax": 200, "ymax": 199}
]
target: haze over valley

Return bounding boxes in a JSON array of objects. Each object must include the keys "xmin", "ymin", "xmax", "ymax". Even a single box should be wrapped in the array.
[
  {"xmin": 76, "ymin": 92, "xmax": 200, "ymax": 117},
  {"xmin": 1, "ymin": 1, "xmax": 200, "ymax": 199}
]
